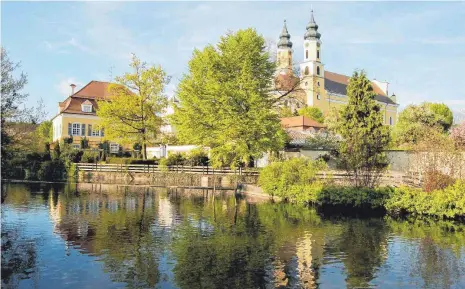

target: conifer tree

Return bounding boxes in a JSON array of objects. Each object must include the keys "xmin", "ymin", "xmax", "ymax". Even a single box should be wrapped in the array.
[
  {"xmin": 171, "ymin": 29, "xmax": 287, "ymax": 168},
  {"xmin": 334, "ymin": 71, "xmax": 391, "ymax": 187}
]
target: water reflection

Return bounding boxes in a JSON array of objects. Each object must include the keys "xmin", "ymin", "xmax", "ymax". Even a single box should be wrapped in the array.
[{"xmin": 1, "ymin": 182, "xmax": 465, "ymax": 289}]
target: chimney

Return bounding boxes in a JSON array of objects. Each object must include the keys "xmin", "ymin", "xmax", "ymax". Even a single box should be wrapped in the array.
[{"xmin": 70, "ymin": 84, "xmax": 76, "ymax": 96}]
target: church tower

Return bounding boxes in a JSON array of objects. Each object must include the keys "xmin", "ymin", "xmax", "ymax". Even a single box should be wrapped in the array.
[
  {"xmin": 300, "ymin": 10, "xmax": 325, "ymax": 107},
  {"xmin": 277, "ymin": 20, "xmax": 293, "ymax": 75}
]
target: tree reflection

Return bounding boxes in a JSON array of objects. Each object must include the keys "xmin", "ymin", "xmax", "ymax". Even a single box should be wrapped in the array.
[
  {"xmin": 330, "ymin": 218, "xmax": 389, "ymax": 289},
  {"xmin": 1, "ymin": 227, "xmax": 38, "ymax": 288}
]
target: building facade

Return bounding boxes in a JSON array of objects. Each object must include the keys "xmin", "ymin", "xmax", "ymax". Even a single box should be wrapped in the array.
[
  {"xmin": 274, "ymin": 11, "xmax": 398, "ymax": 126},
  {"xmin": 51, "ymin": 81, "xmax": 120, "ymax": 152}
]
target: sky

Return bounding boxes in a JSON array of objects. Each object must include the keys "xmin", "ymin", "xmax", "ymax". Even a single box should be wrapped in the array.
[{"xmin": 2, "ymin": 1, "xmax": 465, "ymax": 120}]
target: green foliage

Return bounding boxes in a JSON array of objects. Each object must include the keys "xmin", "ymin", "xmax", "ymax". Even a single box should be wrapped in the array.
[
  {"xmin": 35, "ymin": 120, "xmax": 52, "ymax": 150},
  {"xmin": 393, "ymin": 102, "xmax": 453, "ymax": 147},
  {"xmin": 184, "ymin": 148, "xmax": 209, "ymax": 166},
  {"xmin": 258, "ymin": 158, "xmax": 327, "ymax": 204},
  {"xmin": 105, "ymin": 157, "xmax": 157, "ymax": 165},
  {"xmin": 37, "ymin": 160, "xmax": 66, "ymax": 181},
  {"xmin": 171, "ymin": 28, "xmax": 287, "ymax": 168},
  {"xmin": 333, "ymin": 71, "xmax": 390, "ymax": 187},
  {"xmin": 386, "ymin": 180, "xmax": 465, "ymax": 219},
  {"xmin": 316, "ymin": 186, "xmax": 394, "ymax": 209},
  {"xmin": 298, "ymin": 106, "xmax": 325, "ymax": 123},
  {"xmin": 80, "ymin": 150, "xmax": 100, "ymax": 163},
  {"xmin": 97, "ymin": 54, "xmax": 169, "ymax": 159},
  {"xmin": 80, "ymin": 137, "xmax": 89, "ymax": 149},
  {"xmin": 427, "ymin": 103, "xmax": 454, "ymax": 131},
  {"xmin": 277, "ymin": 106, "xmax": 294, "ymax": 117}
]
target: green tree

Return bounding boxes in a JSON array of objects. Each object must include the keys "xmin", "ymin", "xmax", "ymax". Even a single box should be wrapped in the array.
[
  {"xmin": 334, "ymin": 71, "xmax": 391, "ymax": 187},
  {"xmin": 35, "ymin": 120, "xmax": 52, "ymax": 151},
  {"xmin": 171, "ymin": 29, "xmax": 287, "ymax": 168},
  {"xmin": 393, "ymin": 102, "xmax": 453, "ymax": 146},
  {"xmin": 427, "ymin": 102, "xmax": 453, "ymax": 131},
  {"xmin": 97, "ymin": 54, "xmax": 169, "ymax": 159},
  {"xmin": 298, "ymin": 106, "xmax": 324, "ymax": 123}
]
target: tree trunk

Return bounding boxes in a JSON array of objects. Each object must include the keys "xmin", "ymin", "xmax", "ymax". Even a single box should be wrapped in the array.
[{"xmin": 142, "ymin": 142, "xmax": 147, "ymax": 160}]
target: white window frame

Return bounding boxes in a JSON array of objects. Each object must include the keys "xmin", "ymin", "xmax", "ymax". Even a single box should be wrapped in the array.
[
  {"xmin": 82, "ymin": 104, "xmax": 92, "ymax": 112},
  {"xmin": 110, "ymin": 143, "xmax": 119, "ymax": 153},
  {"xmin": 72, "ymin": 123, "xmax": 81, "ymax": 136},
  {"xmin": 91, "ymin": 129, "xmax": 100, "ymax": 137},
  {"xmin": 72, "ymin": 144, "xmax": 81, "ymax": 150}
]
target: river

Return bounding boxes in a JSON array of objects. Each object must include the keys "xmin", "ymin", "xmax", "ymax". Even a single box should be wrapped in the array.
[{"xmin": 1, "ymin": 182, "xmax": 465, "ymax": 289}]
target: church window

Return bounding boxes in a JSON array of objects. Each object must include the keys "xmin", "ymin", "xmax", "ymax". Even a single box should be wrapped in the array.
[
  {"xmin": 317, "ymin": 81, "xmax": 320, "ymax": 87},
  {"xmin": 389, "ymin": 117, "xmax": 393, "ymax": 126},
  {"xmin": 317, "ymin": 50, "xmax": 320, "ymax": 59},
  {"xmin": 317, "ymin": 66, "xmax": 320, "ymax": 75},
  {"xmin": 317, "ymin": 94, "xmax": 321, "ymax": 100},
  {"xmin": 304, "ymin": 66, "xmax": 309, "ymax": 75},
  {"xmin": 305, "ymin": 50, "xmax": 308, "ymax": 59}
]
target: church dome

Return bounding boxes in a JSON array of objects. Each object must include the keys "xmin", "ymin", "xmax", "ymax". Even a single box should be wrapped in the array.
[{"xmin": 277, "ymin": 20, "xmax": 293, "ymax": 49}]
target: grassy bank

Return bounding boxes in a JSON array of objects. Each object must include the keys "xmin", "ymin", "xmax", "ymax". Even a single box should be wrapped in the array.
[{"xmin": 258, "ymin": 158, "xmax": 465, "ymax": 220}]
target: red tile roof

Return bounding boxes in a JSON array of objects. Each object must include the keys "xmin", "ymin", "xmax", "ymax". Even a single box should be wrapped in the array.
[{"xmin": 280, "ymin": 116, "xmax": 326, "ymax": 129}]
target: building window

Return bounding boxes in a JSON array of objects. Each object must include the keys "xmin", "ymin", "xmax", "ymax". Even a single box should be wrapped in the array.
[
  {"xmin": 110, "ymin": 143, "xmax": 119, "ymax": 153},
  {"xmin": 304, "ymin": 66, "xmax": 309, "ymax": 75},
  {"xmin": 305, "ymin": 50, "xmax": 308, "ymax": 59},
  {"xmin": 317, "ymin": 94, "xmax": 321, "ymax": 100},
  {"xmin": 317, "ymin": 66, "xmax": 320, "ymax": 75},
  {"xmin": 92, "ymin": 129, "xmax": 100, "ymax": 136},
  {"xmin": 389, "ymin": 117, "xmax": 393, "ymax": 126},
  {"xmin": 317, "ymin": 50, "xmax": 320, "ymax": 59},
  {"xmin": 317, "ymin": 81, "xmax": 320, "ymax": 87},
  {"xmin": 72, "ymin": 144, "xmax": 81, "ymax": 150},
  {"xmin": 82, "ymin": 104, "xmax": 92, "ymax": 112},
  {"xmin": 72, "ymin": 123, "xmax": 81, "ymax": 136}
]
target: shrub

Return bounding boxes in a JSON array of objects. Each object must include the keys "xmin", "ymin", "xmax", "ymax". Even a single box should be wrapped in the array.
[
  {"xmin": 37, "ymin": 160, "xmax": 66, "ymax": 181},
  {"xmin": 165, "ymin": 153, "xmax": 186, "ymax": 166},
  {"xmin": 81, "ymin": 150, "xmax": 100, "ymax": 163},
  {"xmin": 423, "ymin": 170, "xmax": 456, "ymax": 192},
  {"xmin": 105, "ymin": 157, "xmax": 157, "ymax": 165},
  {"xmin": 316, "ymin": 186, "xmax": 394, "ymax": 209},
  {"xmin": 258, "ymin": 158, "xmax": 327, "ymax": 203},
  {"xmin": 385, "ymin": 180, "xmax": 465, "ymax": 219},
  {"xmin": 185, "ymin": 148, "xmax": 209, "ymax": 166},
  {"xmin": 80, "ymin": 137, "xmax": 89, "ymax": 149}
]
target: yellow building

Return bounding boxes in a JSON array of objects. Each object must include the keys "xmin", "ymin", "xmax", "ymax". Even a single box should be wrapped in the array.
[
  {"xmin": 51, "ymin": 81, "xmax": 121, "ymax": 152},
  {"xmin": 274, "ymin": 11, "xmax": 398, "ymax": 126}
]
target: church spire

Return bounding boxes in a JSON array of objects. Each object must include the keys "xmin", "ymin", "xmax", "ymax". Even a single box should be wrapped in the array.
[
  {"xmin": 277, "ymin": 20, "xmax": 293, "ymax": 49},
  {"xmin": 304, "ymin": 10, "xmax": 321, "ymax": 40}
]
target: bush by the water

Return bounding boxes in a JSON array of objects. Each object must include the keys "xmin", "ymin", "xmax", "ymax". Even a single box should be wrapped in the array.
[
  {"xmin": 258, "ymin": 158, "xmax": 328, "ymax": 204},
  {"xmin": 37, "ymin": 160, "xmax": 66, "ymax": 181},
  {"xmin": 386, "ymin": 180, "xmax": 465, "ymax": 219},
  {"xmin": 316, "ymin": 186, "xmax": 394, "ymax": 209},
  {"xmin": 259, "ymin": 159, "xmax": 465, "ymax": 219}
]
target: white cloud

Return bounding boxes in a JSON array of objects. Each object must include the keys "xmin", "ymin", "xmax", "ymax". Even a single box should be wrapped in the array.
[{"xmin": 56, "ymin": 78, "xmax": 84, "ymax": 97}]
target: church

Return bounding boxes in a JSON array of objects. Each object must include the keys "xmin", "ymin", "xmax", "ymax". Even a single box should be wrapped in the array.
[{"xmin": 274, "ymin": 11, "xmax": 398, "ymax": 126}]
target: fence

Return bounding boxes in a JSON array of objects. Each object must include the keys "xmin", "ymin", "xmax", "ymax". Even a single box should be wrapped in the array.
[
  {"xmin": 76, "ymin": 163, "xmax": 260, "ymax": 176},
  {"xmin": 76, "ymin": 164, "xmax": 422, "ymax": 187}
]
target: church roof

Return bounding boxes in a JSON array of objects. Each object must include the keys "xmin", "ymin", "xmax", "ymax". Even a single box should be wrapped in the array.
[
  {"xmin": 324, "ymin": 71, "xmax": 397, "ymax": 105},
  {"xmin": 304, "ymin": 10, "xmax": 321, "ymax": 41},
  {"xmin": 277, "ymin": 20, "xmax": 293, "ymax": 49}
]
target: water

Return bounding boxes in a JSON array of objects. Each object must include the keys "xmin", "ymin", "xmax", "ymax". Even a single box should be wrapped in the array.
[{"xmin": 2, "ymin": 182, "xmax": 465, "ymax": 289}]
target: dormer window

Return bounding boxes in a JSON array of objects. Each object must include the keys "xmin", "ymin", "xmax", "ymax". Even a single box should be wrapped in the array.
[{"xmin": 82, "ymin": 104, "xmax": 92, "ymax": 112}]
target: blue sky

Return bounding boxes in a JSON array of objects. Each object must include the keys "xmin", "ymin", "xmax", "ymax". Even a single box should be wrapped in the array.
[{"xmin": 2, "ymin": 1, "xmax": 465, "ymax": 119}]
